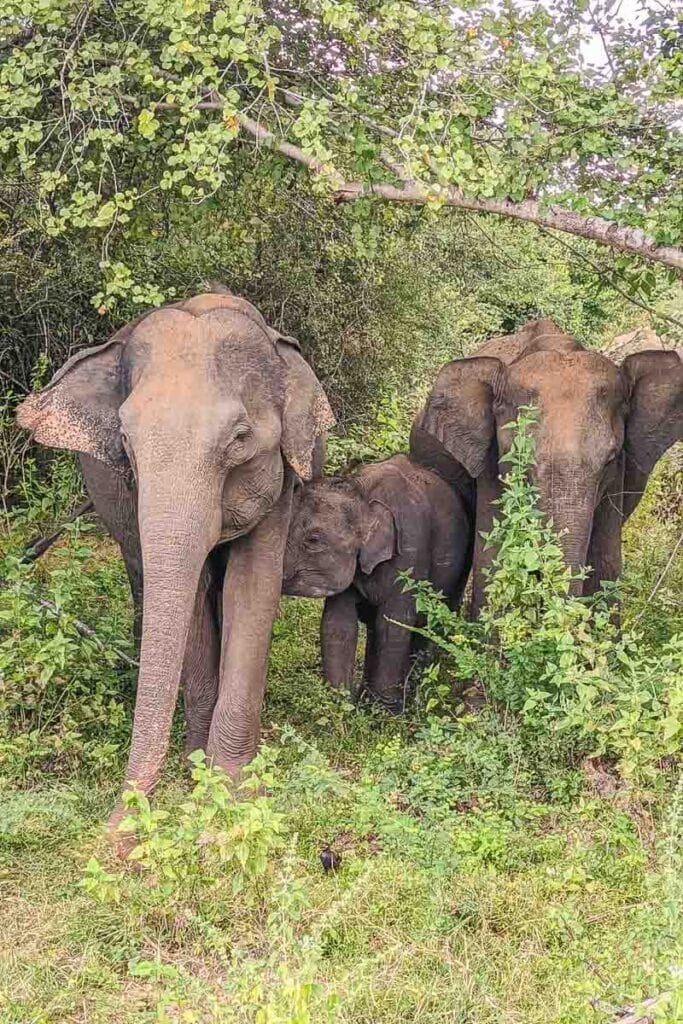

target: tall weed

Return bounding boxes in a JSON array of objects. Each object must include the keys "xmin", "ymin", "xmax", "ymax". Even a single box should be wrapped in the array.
[{"xmin": 0, "ymin": 523, "xmax": 134, "ymax": 780}]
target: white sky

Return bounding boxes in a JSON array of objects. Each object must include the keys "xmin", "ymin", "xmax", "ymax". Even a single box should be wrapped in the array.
[
  {"xmin": 518, "ymin": 0, "xmax": 646, "ymax": 70},
  {"xmin": 580, "ymin": 0, "xmax": 644, "ymax": 67}
]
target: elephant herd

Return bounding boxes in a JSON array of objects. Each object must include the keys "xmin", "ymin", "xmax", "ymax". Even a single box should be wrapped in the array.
[{"xmin": 16, "ymin": 289, "xmax": 683, "ymax": 845}]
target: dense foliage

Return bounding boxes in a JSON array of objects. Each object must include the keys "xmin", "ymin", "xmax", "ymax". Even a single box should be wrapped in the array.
[
  {"xmin": 1, "ymin": 0, "xmax": 681, "ymax": 271},
  {"xmin": 403, "ymin": 409, "xmax": 683, "ymax": 782}
]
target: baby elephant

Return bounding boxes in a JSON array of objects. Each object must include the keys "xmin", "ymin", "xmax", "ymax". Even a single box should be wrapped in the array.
[{"xmin": 283, "ymin": 454, "xmax": 471, "ymax": 712}]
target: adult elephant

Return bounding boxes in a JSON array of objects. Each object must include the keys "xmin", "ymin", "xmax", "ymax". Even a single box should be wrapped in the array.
[
  {"xmin": 16, "ymin": 290, "xmax": 334, "ymax": 840},
  {"xmin": 410, "ymin": 319, "xmax": 683, "ymax": 615}
]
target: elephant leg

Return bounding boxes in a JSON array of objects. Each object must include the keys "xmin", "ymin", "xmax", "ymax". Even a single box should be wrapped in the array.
[
  {"xmin": 121, "ymin": 536, "xmax": 144, "ymax": 651},
  {"xmin": 584, "ymin": 458, "xmax": 624, "ymax": 598},
  {"xmin": 321, "ymin": 589, "xmax": 360, "ymax": 691},
  {"xmin": 79, "ymin": 453, "xmax": 143, "ymax": 647},
  {"xmin": 362, "ymin": 610, "xmax": 378, "ymax": 694},
  {"xmin": 207, "ymin": 475, "xmax": 294, "ymax": 777},
  {"xmin": 469, "ymin": 460, "xmax": 501, "ymax": 617},
  {"xmin": 363, "ymin": 597, "xmax": 417, "ymax": 714},
  {"xmin": 182, "ymin": 559, "xmax": 222, "ymax": 756}
]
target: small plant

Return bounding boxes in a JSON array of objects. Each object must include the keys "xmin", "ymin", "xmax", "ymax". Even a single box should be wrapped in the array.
[
  {"xmin": 326, "ymin": 391, "xmax": 412, "ymax": 472},
  {"xmin": 117, "ymin": 750, "xmax": 286, "ymax": 910},
  {"xmin": 81, "ymin": 748, "xmax": 341, "ymax": 1023}
]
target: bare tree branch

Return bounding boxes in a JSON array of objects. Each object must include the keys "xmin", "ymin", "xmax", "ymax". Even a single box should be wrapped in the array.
[
  {"xmin": 119, "ymin": 92, "xmax": 683, "ymax": 271},
  {"xmin": 23, "ymin": 499, "xmax": 95, "ymax": 563},
  {"xmin": 633, "ymin": 532, "xmax": 683, "ymax": 626},
  {"xmin": 610, "ymin": 993, "xmax": 672, "ymax": 1024}
]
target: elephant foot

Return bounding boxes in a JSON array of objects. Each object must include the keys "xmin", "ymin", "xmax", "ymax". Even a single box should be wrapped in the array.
[
  {"xmin": 324, "ymin": 675, "xmax": 355, "ymax": 695},
  {"xmin": 106, "ymin": 804, "xmax": 139, "ymax": 860},
  {"xmin": 360, "ymin": 686, "xmax": 405, "ymax": 715},
  {"xmin": 184, "ymin": 735, "xmax": 210, "ymax": 761},
  {"xmin": 205, "ymin": 747, "xmax": 248, "ymax": 782}
]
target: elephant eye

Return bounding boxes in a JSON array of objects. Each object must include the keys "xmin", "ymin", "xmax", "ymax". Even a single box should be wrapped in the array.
[
  {"xmin": 306, "ymin": 532, "xmax": 325, "ymax": 550},
  {"xmin": 223, "ymin": 425, "xmax": 254, "ymax": 462},
  {"xmin": 228, "ymin": 425, "xmax": 250, "ymax": 446}
]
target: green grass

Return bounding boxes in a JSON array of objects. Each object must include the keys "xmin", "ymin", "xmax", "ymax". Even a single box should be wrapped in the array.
[
  {"xmin": 1, "ymin": 461, "xmax": 682, "ymax": 1023},
  {"xmin": 0, "ymin": 593, "xmax": 682, "ymax": 1023}
]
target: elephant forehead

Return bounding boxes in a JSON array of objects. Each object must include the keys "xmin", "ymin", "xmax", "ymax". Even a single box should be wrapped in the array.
[
  {"xmin": 130, "ymin": 308, "xmax": 223, "ymax": 353},
  {"xmin": 302, "ymin": 486, "xmax": 358, "ymax": 524},
  {"xmin": 126, "ymin": 308, "xmax": 282, "ymax": 390},
  {"xmin": 181, "ymin": 293, "xmax": 269, "ymax": 334},
  {"xmin": 509, "ymin": 350, "xmax": 620, "ymax": 391}
]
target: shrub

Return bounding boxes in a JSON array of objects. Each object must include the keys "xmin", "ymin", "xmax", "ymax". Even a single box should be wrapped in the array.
[
  {"xmin": 82, "ymin": 750, "xmax": 340, "ymax": 1024},
  {"xmin": 325, "ymin": 391, "xmax": 415, "ymax": 472},
  {"xmin": 0, "ymin": 523, "xmax": 134, "ymax": 780},
  {"xmin": 403, "ymin": 408, "xmax": 683, "ymax": 783}
]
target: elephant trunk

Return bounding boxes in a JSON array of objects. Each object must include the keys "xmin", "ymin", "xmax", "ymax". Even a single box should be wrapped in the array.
[
  {"xmin": 556, "ymin": 514, "xmax": 593, "ymax": 595},
  {"xmin": 539, "ymin": 465, "xmax": 596, "ymax": 594},
  {"xmin": 109, "ymin": 480, "xmax": 221, "ymax": 830}
]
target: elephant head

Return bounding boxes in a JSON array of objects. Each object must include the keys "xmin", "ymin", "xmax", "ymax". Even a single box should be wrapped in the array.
[
  {"xmin": 17, "ymin": 291, "xmax": 334, "ymax": 797},
  {"xmin": 283, "ymin": 471, "xmax": 408, "ymax": 598},
  {"xmin": 412, "ymin": 334, "xmax": 683, "ymax": 583}
]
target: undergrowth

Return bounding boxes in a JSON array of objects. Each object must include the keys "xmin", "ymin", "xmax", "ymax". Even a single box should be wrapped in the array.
[
  {"xmin": 403, "ymin": 408, "xmax": 683, "ymax": 784},
  {"xmin": 0, "ymin": 411, "xmax": 681, "ymax": 1022}
]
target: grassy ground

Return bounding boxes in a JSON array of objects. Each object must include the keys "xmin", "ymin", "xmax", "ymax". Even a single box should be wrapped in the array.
[{"xmin": 0, "ymin": 464, "xmax": 682, "ymax": 1023}]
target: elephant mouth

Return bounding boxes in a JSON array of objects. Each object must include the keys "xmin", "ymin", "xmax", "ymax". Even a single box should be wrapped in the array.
[
  {"xmin": 282, "ymin": 578, "xmax": 336, "ymax": 599},
  {"xmin": 219, "ymin": 523, "xmax": 259, "ymax": 544},
  {"xmin": 219, "ymin": 504, "xmax": 277, "ymax": 543}
]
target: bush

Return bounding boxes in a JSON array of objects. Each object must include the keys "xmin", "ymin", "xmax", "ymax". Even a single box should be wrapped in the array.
[
  {"xmin": 0, "ymin": 522, "xmax": 134, "ymax": 781},
  {"xmin": 82, "ymin": 749, "xmax": 340, "ymax": 1024},
  {"xmin": 402, "ymin": 408, "xmax": 683, "ymax": 783}
]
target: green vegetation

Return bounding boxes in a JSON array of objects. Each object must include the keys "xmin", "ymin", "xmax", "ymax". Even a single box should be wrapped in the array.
[
  {"xmin": 1, "ymin": 0, "xmax": 681, "ymax": 275},
  {"xmin": 403, "ymin": 409, "xmax": 683, "ymax": 782},
  {"xmin": 1, "ymin": 409, "xmax": 681, "ymax": 1023},
  {"xmin": 1, "ymin": 4, "xmax": 682, "ymax": 1019}
]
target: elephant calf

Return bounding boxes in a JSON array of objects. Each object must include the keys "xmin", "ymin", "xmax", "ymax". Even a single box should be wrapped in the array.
[{"xmin": 283, "ymin": 455, "xmax": 471, "ymax": 712}]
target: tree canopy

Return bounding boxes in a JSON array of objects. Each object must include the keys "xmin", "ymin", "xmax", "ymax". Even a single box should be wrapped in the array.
[{"xmin": 1, "ymin": 0, "xmax": 682, "ymax": 304}]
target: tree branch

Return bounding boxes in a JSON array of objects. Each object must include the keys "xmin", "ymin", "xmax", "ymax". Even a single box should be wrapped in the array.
[
  {"xmin": 535, "ymin": 228, "xmax": 683, "ymax": 331},
  {"xmin": 22, "ymin": 499, "xmax": 95, "ymax": 563},
  {"xmin": 236, "ymin": 116, "xmax": 683, "ymax": 271},
  {"xmin": 127, "ymin": 92, "xmax": 683, "ymax": 271},
  {"xmin": 609, "ymin": 993, "xmax": 671, "ymax": 1024}
]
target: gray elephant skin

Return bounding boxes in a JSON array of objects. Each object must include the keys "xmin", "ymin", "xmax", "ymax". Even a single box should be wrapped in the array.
[
  {"xmin": 283, "ymin": 455, "xmax": 471, "ymax": 712},
  {"xmin": 16, "ymin": 290, "xmax": 335, "ymax": 841},
  {"xmin": 410, "ymin": 319, "xmax": 683, "ymax": 615}
]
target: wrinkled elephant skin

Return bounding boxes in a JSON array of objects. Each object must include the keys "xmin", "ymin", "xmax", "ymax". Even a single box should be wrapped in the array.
[
  {"xmin": 16, "ymin": 290, "xmax": 334, "ymax": 845},
  {"xmin": 283, "ymin": 454, "xmax": 471, "ymax": 711}
]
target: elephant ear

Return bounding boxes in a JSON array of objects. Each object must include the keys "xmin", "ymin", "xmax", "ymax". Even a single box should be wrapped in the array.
[
  {"xmin": 359, "ymin": 499, "xmax": 397, "ymax": 575},
  {"xmin": 414, "ymin": 356, "xmax": 504, "ymax": 478},
  {"xmin": 15, "ymin": 327, "xmax": 131, "ymax": 470},
  {"xmin": 270, "ymin": 330, "xmax": 336, "ymax": 481},
  {"xmin": 357, "ymin": 458, "xmax": 429, "ymax": 576},
  {"xmin": 622, "ymin": 350, "xmax": 683, "ymax": 518}
]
